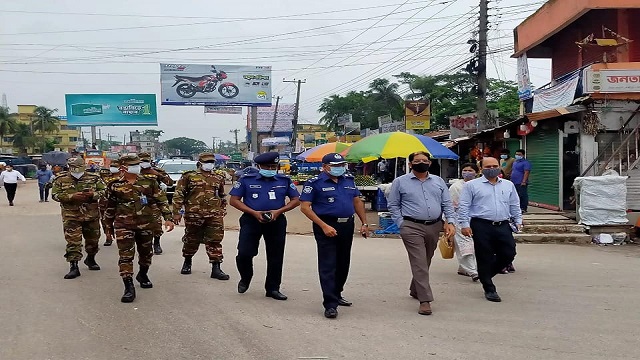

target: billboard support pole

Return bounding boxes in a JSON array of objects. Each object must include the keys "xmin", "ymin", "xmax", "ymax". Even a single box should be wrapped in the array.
[
  {"xmin": 91, "ymin": 126, "xmax": 97, "ymax": 148},
  {"xmin": 284, "ymin": 79, "xmax": 306, "ymax": 146},
  {"xmin": 250, "ymin": 106, "xmax": 258, "ymax": 155}
]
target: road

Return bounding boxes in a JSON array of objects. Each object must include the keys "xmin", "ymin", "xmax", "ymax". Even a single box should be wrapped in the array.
[{"xmin": 0, "ymin": 181, "xmax": 639, "ymax": 360}]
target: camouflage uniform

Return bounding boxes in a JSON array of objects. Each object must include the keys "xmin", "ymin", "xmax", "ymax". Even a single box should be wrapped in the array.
[
  {"xmin": 99, "ymin": 160, "xmax": 121, "ymax": 245},
  {"xmin": 174, "ymin": 152, "xmax": 229, "ymax": 279},
  {"xmin": 139, "ymin": 152, "xmax": 174, "ymax": 255},
  {"xmin": 51, "ymin": 157, "xmax": 106, "ymax": 278}
]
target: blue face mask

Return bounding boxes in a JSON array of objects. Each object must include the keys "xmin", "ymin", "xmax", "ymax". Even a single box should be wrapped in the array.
[
  {"xmin": 329, "ymin": 166, "xmax": 346, "ymax": 177},
  {"xmin": 259, "ymin": 169, "xmax": 277, "ymax": 177},
  {"xmin": 515, "ymin": 155, "xmax": 524, "ymax": 160},
  {"xmin": 500, "ymin": 154, "xmax": 508, "ymax": 159}
]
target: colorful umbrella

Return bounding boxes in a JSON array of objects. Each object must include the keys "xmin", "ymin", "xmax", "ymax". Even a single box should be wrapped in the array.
[
  {"xmin": 344, "ymin": 132, "xmax": 430, "ymax": 163},
  {"xmin": 413, "ymin": 135, "xmax": 459, "ymax": 159},
  {"xmin": 215, "ymin": 154, "xmax": 230, "ymax": 161},
  {"xmin": 296, "ymin": 142, "xmax": 352, "ymax": 162}
]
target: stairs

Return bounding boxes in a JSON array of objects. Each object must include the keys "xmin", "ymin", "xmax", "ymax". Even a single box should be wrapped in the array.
[{"xmin": 515, "ymin": 213, "xmax": 591, "ymax": 244}]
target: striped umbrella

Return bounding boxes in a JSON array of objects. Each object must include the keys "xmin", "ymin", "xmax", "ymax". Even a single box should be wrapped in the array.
[
  {"xmin": 344, "ymin": 132, "xmax": 429, "ymax": 163},
  {"xmin": 296, "ymin": 142, "xmax": 352, "ymax": 162}
]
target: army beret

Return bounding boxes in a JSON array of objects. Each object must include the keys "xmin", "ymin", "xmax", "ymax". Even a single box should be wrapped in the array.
[
  {"xmin": 322, "ymin": 152, "xmax": 347, "ymax": 164},
  {"xmin": 198, "ymin": 152, "xmax": 216, "ymax": 163},
  {"xmin": 254, "ymin": 152, "xmax": 280, "ymax": 165},
  {"xmin": 119, "ymin": 154, "xmax": 141, "ymax": 165},
  {"xmin": 67, "ymin": 157, "xmax": 86, "ymax": 170},
  {"xmin": 138, "ymin": 152, "xmax": 152, "ymax": 161}
]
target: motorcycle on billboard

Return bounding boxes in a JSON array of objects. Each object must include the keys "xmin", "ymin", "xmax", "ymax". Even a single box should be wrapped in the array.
[{"xmin": 171, "ymin": 66, "xmax": 239, "ymax": 99}]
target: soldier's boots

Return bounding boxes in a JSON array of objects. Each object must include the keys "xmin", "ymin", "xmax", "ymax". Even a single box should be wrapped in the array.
[
  {"xmin": 135, "ymin": 266, "xmax": 153, "ymax": 289},
  {"xmin": 64, "ymin": 261, "xmax": 81, "ymax": 279},
  {"xmin": 121, "ymin": 277, "xmax": 136, "ymax": 303},
  {"xmin": 83, "ymin": 254, "xmax": 101, "ymax": 271},
  {"xmin": 211, "ymin": 262, "xmax": 230, "ymax": 280},
  {"xmin": 180, "ymin": 257, "xmax": 192, "ymax": 275},
  {"xmin": 104, "ymin": 238, "xmax": 113, "ymax": 246},
  {"xmin": 153, "ymin": 236, "xmax": 163, "ymax": 255}
]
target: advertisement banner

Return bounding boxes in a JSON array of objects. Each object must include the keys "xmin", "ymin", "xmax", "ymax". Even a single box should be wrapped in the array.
[
  {"xmin": 378, "ymin": 115, "xmax": 393, "ymax": 128},
  {"xmin": 160, "ymin": 63, "xmax": 272, "ymax": 106},
  {"xmin": 517, "ymin": 54, "xmax": 533, "ymax": 100},
  {"xmin": 585, "ymin": 69, "xmax": 640, "ymax": 93},
  {"xmin": 204, "ymin": 106, "xmax": 243, "ymax": 114},
  {"xmin": 337, "ymin": 114, "xmax": 353, "ymax": 125},
  {"xmin": 532, "ymin": 73, "xmax": 580, "ymax": 112},
  {"xmin": 248, "ymin": 104, "xmax": 295, "ymax": 132},
  {"xmin": 344, "ymin": 122, "xmax": 361, "ymax": 134},
  {"xmin": 449, "ymin": 113, "xmax": 479, "ymax": 139},
  {"xmin": 65, "ymin": 94, "xmax": 157, "ymax": 126},
  {"xmin": 404, "ymin": 100, "xmax": 430, "ymax": 130}
]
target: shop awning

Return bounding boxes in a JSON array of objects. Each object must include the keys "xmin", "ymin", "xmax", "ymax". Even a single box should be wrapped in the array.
[{"xmin": 524, "ymin": 105, "xmax": 587, "ymax": 122}]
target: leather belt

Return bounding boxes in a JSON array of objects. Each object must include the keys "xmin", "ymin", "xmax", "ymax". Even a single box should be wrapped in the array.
[
  {"xmin": 403, "ymin": 216, "xmax": 441, "ymax": 226},
  {"xmin": 471, "ymin": 218, "xmax": 509, "ymax": 226},
  {"xmin": 319, "ymin": 215, "xmax": 354, "ymax": 223}
]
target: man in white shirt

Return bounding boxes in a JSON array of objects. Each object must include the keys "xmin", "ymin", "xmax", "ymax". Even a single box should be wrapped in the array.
[{"xmin": 0, "ymin": 164, "xmax": 27, "ymax": 206}]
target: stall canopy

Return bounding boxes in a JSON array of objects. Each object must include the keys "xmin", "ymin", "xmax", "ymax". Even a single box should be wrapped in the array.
[
  {"xmin": 344, "ymin": 132, "xmax": 430, "ymax": 163},
  {"xmin": 42, "ymin": 151, "xmax": 71, "ymax": 166},
  {"xmin": 296, "ymin": 142, "xmax": 351, "ymax": 162},
  {"xmin": 413, "ymin": 135, "xmax": 459, "ymax": 159}
]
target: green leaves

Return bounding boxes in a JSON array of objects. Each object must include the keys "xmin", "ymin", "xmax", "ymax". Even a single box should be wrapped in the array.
[{"xmin": 163, "ymin": 137, "xmax": 209, "ymax": 157}]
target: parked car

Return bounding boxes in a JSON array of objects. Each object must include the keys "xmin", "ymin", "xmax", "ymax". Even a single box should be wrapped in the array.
[{"xmin": 158, "ymin": 159, "xmax": 198, "ymax": 203}]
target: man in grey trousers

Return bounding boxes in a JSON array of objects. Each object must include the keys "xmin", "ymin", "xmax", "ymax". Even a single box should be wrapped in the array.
[{"xmin": 387, "ymin": 151, "xmax": 456, "ymax": 316}]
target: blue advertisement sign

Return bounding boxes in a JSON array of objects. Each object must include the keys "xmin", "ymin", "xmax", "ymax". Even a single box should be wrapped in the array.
[{"xmin": 65, "ymin": 94, "xmax": 158, "ymax": 126}]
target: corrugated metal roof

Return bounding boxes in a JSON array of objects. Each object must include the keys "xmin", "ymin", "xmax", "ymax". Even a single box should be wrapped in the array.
[{"xmin": 524, "ymin": 105, "xmax": 586, "ymax": 122}]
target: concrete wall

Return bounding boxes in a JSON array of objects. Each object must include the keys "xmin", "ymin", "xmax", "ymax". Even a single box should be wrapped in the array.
[{"xmin": 593, "ymin": 100, "xmax": 640, "ymax": 130}]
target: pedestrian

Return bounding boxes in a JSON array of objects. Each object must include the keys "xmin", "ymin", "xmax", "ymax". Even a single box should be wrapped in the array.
[
  {"xmin": 377, "ymin": 159, "xmax": 388, "ymax": 182},
  {"xmin": 387, "ymin": 151, "xmax": 456, "ymax": 316},
  {"xmin": 51, "ymin": 157, "xmax": 106, "ymax": 279},
  {"xmin": 511, "ymin": 149, "xmax": 531, "ymax": 213},
  {"xmin": 229, "ymin": 152, "xmax": 301, "ymax": 300},
  {"xmin": 448, "ymin": 163, "xmax": 479, "ymax": 281},
  {"xmin": 139, "ymin": 152, "xmax": 174, "ymax": 255},
  {"xmin": 173, "ymin": 152, "xmax": 230, "ymax": 281},
  {"xmin": 300, "ymin": 153, "xmax": 368, "ymax": 319},
  {"xmin": 98, "ymin": 159, "xmax": 122, "ymax": 246},
  {"xmin": 36, "ymin": 164, "xmax": 54, "ymax": 202},
  {"xmin": 0, "ymin": 164, "xmax": 26, "ymax": 206},
  {"xmin": 104, "ymin": 155, "xmax": 175, "ymax": 303},
  {"xmin": 457, "ymin": 157, "xmax": 522, "ymax": 302},
  {"xmin": 500, "ymin": 149, "xmax": 515, "ymax": 180}
]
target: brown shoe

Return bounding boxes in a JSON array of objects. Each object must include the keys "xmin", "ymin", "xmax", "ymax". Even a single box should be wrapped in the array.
[{"xmin": 418, "ymin": 302, "xmax": 432, "ymax": 315}]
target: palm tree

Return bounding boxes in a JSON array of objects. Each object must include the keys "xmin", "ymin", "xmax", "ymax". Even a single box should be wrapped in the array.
[
  {"xmin": 12, "ymin": 123, "xmax": 36, "ymax": 155},
  {"xmin": 0, "ymin": 106, "xmax": 17, "ymax": 150},
  {"xmin": 368, "ymin": 78, "xmax": 404, "ymax": 120},
  {"xmin": 31, "ymin": 106, "xmax": 59, "ymax": 153}
]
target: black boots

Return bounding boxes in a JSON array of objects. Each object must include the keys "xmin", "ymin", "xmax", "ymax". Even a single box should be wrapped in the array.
[
  {"xmin": 104, "ymin": 238, "xmax": 113, "ymax": 246},
  {"xmin": 121, "ymin": 277, "xmax": 136, "ymax": 303},
  {"xmin": 83, "ymin": 254, "xmax": 101, "ymax": 270},
  {"xmin": 64, "ymin": 261, "xmax": 81, "ymax": 279},
  {"xmin": 153, "ymin": 236, "xmax": 163, "ymax": 255},
  {"xmin": 181, "ymin": 256, "xmax": 192, "ymax": 274},
  {"xmin": 211, "ymin": 262, "xmax": 230, "ymax": 280},
  {"xmin": 135, "ymin": 266, "xmax": 153, "ymax": 288}
]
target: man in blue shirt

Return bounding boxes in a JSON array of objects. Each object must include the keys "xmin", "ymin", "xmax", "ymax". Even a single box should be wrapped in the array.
[
  {"xmin": 387, "ymin": 151, "xmax": 456, "ymax": 316},
  {"xmin": 510, "ymin": 149, "xmax": 532, "ymax": 213},
  {"xmin": 229, "ymin": 152, "xmax": 300, "ymax": 301},
  {"xmin": 300, "ymin": 153, "xmax": 368, "ymax": 319},
  {"xmin": 457, "ymin": 157, "xmax": 522, "ymax": 302},
  {"xmin": 36, "ymin": 164, "xmax": 54, "ymax": 202}
]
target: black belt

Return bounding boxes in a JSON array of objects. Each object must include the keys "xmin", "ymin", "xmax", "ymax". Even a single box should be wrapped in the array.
[
  {"xmin": 319, "ymin": 215, "xmax": 354, "ymax": 223},
  {"xmin": 471, "ymin": 218, "xmax": 509, "ymax": 226},
  {"xmin": 403, "ymin": 216, "xmax": 441, "ymax": 225}
]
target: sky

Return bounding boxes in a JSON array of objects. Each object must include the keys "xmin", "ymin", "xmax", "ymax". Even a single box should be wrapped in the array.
[{"xmin": 0, "ymin": 0, "xmax": 551, "ymax": 145}]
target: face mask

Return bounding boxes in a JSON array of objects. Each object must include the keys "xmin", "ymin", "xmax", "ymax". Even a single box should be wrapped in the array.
[
  {"xmin": 201, "ymin": 163, "xmax": 215, "ymax": 172},
  {"xmin": 109, "ymin": 167, "xmax": 120, "ymax": 174},
  {"xmin": 411, "ymin": 163, "xmax": 430, "ymax": 173},
  {"xmin": 140, "ymin": 162, "xmax": 152, "ymax": 169},
  {"xmin": 71, "ymin": 172, "xmax": 84, "ymax": 179},
  {"xmin": 126, "ymin": 165, "xmax": 141, "ymax": 175},
  {"xmin": 462, "ymin": 171, "xmax": 476, "ymax": 180},
  {"xmin": 259, "ymin": 169, "xmax": 277, "ymax": 177},
  {"xmin": 328, "ymin": 166, "xmax": 346, "ymax": 177},
  {"xmin": 482, "ymin": 168, "xmax": 501, "ymax": 178},
  {"xmin": 515, "ymin": 155, "xmax": 523, "ymax": 160},
  {"xmin": 500, "ymin": 154, "xmax": 508, "ymax": 159}
]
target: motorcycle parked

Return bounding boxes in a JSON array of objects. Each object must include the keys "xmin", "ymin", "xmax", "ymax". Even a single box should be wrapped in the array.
[{"xmin": 172, "ymin": 67, "xmax": 239, "ymax": 99}]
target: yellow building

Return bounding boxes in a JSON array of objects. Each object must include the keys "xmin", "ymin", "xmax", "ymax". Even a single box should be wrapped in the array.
[
  {"xmin": 3, "ymin": 105, "xmax": 80, "ymax": 154},
  {"xmin": 296, "ymin": 124, "xmax": 335, "ymax": 148}
]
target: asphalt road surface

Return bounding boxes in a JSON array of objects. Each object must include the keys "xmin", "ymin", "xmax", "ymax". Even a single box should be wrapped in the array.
[{"xmin": 0, "ymin": 182, "xmax": 639, "ymax": 360}]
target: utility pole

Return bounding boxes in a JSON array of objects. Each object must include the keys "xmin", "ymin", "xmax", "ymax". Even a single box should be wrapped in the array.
[
  {"xmin": 229, "ymin": 129, "xmax": 240, "ymax": 151},
  {"xmin": 269, "ymin": 96, "xmax": 282, "ymax": 138},
  {"xmin": 250, "ymin": 106, "xmax": 258, "ymax": 155},
  {"xmin": 476, "ymin": 0, "xmax": 489, "ymax": 130},
  {"xmin": 283, "ymin": 79, "xmax": 306, "ymax": 147},
  {"xmin": 98, "ymin": 128, "xmax": 102, "ymax": 151},
  {"xmin": 212, "ymin": 136, "xmax": 219, "ymax": 153},
  {"xmin": 91, "ymin": 126, "xmax": 97, "ymax": 148}
]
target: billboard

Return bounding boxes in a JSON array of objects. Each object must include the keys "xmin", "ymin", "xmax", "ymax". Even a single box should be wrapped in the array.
[
  {"xmin": 65, "ymin": 94, "xmax": 157, "ymax": 126},
  {"xmin": 204, "ymin": 106, "xmax": 243, "ymax": 114},
  {"xmin": 247, "ymin": 104, "xmax": 295, "ymax": 132},
  {"xmin": 404, "ymin": 100, "xmax": 430, "ymax": 131},
  {"xmin": 160, "ymin": 63, "xmax": 272, "ymax": 106},
  {"xmin": 337, "ymin": 114, "xmax": 352, "ymax": 126}
]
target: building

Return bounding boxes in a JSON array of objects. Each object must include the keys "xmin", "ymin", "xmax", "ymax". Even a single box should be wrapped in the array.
[
  {"xmin": 296, "ymin": 124, "xmax": 336, "ymax": 149},
  {"xmin": 512, "ymin": 0, "xmax": 640, "ymax": 210},
  {"xmin": 129, "ymin": 130, "xmax": 160, "ymax": 157}
]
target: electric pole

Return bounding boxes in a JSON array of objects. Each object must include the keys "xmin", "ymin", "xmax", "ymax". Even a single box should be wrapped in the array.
[
  {"xmin": 250, "ymin": 106, "xmax": 258, "ymax": 155},
  {"xmin": 230, "ymin": 129, "xmax": 240, "ymax": 152},
  {"xmin": 476, "ymin": 0, "xmax": 489, "ymax": 129},
  {"xmin": 212, "ymin": 136, "xmax": 219, "ymax": 153},
  {"xmin": 270, "ymin": 96, "xmax": 281, "ymax": 138},
  {"xmin": 283, "ymin": 79, "xmax": 306, "ymax": 147}
]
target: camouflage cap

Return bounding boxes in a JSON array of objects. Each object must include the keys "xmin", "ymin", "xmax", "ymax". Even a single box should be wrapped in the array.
[
  {"xmin": 138, "ymin": 152, "xmax": 152, "ymax": 162},
  {"xmin": 119, "ymin": 154, "xmax": 141, "ymax": 166},
  {"xmin": 109, "ymin": 159, "xmax": 120, "ymax": 167},
  {"xmin": 67, "ymin": 157, "xmax": 86, "ymax": 171},
  {"xmin": 198, "ymin": 152, "xmax": 216, "ymax": 163}
]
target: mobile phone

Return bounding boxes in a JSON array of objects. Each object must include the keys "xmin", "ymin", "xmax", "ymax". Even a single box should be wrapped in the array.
[{"xmin": 261, "ymin": 212, "xmax": 273, "ymax": 222}]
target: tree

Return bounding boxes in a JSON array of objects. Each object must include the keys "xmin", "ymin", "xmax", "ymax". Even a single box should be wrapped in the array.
[
  {"xmin": 12, "ymin": 123, "xmax": 36, "ymax": 155},
  {"xmin": 143, "ymin": 129, "xmax": 164, "ymax": 139},
  {"xmin": 0, "ymin": 106, "xmax": 17, "ymax": 149},
  {"xmin": 32, "ymin": 106, "xmax": 60, "ymax": 134},
  {"xmin": 163, "ymin": 137, "xmax": 209, "ymax": 156},
  {"xmin": 367, "ymin": 78, "xmax": 404, "ymax": 120}
]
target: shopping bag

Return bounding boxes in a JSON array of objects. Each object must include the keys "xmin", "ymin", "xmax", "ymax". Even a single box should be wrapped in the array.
[{"xmin": 438, "ymin": 234, "xmax": 454, "ymax": 259}]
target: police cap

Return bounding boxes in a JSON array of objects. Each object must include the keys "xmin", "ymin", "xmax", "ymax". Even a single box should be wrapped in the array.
[
  {"xmin": 67, "ymin": 157, "xmax": 86, "ymax": 171},
  {"xmin": 254, "ymin": 152, "xmax": 280, "ymax": 165},
  {"xmin": 198, "ymin": 152, "xmax": 216, "ymax": 163},
  {"xmin": 138, "ymin": 152, "xmax": 152, "ymax": 162},
  {"xmin": 119, "ymin": 154, "xmax": 141, "ymax": 166},
  {"xmin": 322, "ymin": 153, "xmax": 347, "ymax": 165}
]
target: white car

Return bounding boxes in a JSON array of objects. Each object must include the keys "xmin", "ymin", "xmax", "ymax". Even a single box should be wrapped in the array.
[{"xmin": 158, "ymin": 160, "xmax": 198, "ymax": 203}]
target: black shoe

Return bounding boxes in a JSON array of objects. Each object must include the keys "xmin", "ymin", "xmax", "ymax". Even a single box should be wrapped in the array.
[
  {"xmin": 104, "ymin": 239, "xmax": 113, "ymax": 246},
  {"xmin": 210, "ymin": 262, "xmax": 230, "ymax": 280},
  {"xmin": 238, "ymin": 280, "xmax": 249, "ymax": 294},
  {"xmin": 63, "ymin": 261, "xmax": 81, "ymax": 279},
  {"xmin": 265, "ymin": 290, "xmax": 288, "ymax": 300},
  {"xmin": 338, "ymin": 297, "xmax": 352, "ymax": 306},
  {"xmin": 121, "ymin": 277, "xmax": 136, "ymax": 303},
  {"xmin": 45, "ymin": 199, "xmax": 49, "ymax": 202},
  {"xmin": 507, "ymin": 263, "xmax": 516, "ymax": 273},
  {"xmin": 83, "ymin": 254, "xmax": 101, "ymax": 270},
  {"xmin": 153, "ymin": 236, "xmax": 163, "ymax": 255},
  {"xmin": 324, "ymin": 308, "xmax": 338, "ymax": 319},
  {"xmin": 135, "ymin": 266, "xmax": 153, "ymax": 289},
  {"xmin": 180, "ymin": 257, "xmax": 192, "ymax": 274},
  {"xmin": 409, "ymin": 292, "xmax": 418, "ymax": 299},
  {"xmin": 485, "ymin": 291, "xmax": 502, "ymax": 302},
  {"xmin": 9, "ymin": 202, "xmax": 13, "ymax": 206}
]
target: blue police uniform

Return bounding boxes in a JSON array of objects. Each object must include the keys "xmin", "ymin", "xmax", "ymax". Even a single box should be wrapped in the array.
[
  {"xmin": 229, "ymin": 152, "xmax": 300, "ymax": 296},
  {"xmin": 299, "ymin": 153, "xmax": 361, "ymax": 313}
]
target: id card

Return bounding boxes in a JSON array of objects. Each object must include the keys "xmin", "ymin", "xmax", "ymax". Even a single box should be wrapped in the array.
[{"xmin": 268, "ymin": 191, "xmax": 276, "ymax": 200}]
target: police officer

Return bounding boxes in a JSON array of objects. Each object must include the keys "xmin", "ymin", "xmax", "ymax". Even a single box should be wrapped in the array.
[
  {"xmin": 139, "ymin": 152, "xmax": 174, "ymax": 255},
  {"xmin": 229, "ymin": 152, "xmax": 300, "ymax": 300},
  {"xmin": 300, "ymin": 153, "xmax": 368, "ymax": 319}
]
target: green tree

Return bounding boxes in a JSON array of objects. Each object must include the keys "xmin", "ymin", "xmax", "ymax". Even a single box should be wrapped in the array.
[
  {"xmin": 0, "ymin": 106, "xmax": 17, "ymax": 149},
  {"xmin": 32, "ymin": 106, "xmax": 60, "ymax": 152},
  {"xmin": 12, "ymin": 123, "xmax": 36, "ymax": 155},
  {"xmin": 163, "ymin": 137, "xmax": 209, "ymax": 156},
  {"xmin": 367, "ymin": 78, "xmax": 404, "ymax": 120}
]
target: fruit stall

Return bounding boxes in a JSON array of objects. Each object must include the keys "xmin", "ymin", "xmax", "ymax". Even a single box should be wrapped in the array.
[{"xmin": 354, "ymin": 175, "xmax": 387, "ymax": 211}]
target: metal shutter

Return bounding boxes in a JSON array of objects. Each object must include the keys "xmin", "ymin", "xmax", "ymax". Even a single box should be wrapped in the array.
[{"xmin": 526, "ymin": 127, "xmax": 560, "ymax": 208}]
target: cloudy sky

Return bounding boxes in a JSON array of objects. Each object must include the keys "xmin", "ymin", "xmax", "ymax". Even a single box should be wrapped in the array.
[{"xmin": 0, "ymin": 0, "xmax": 550, "ymax": 145}]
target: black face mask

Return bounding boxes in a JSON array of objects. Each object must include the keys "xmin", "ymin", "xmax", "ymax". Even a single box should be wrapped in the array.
[{"xmin": 411, "ymin": 163, "xmax": 430, "ymax": 173}]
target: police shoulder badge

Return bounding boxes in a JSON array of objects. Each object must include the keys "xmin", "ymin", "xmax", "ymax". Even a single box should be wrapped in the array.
[
  {"xmin": 233, "ymin": 182, "xmax": 241, "ymax": 189},
  {"xmin": 303, "ymin": 186, "xmax": 313, "ymax": 194}
]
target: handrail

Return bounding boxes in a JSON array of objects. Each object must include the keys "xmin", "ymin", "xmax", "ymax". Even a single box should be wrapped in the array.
[{"xmin": 598, "ymin": 125, "xmax": 640, "ymax": 175}]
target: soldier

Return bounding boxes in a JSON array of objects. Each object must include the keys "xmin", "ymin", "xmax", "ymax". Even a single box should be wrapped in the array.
[
  {"xmin": 51, "ymin": 157, "xmax": 106, "ymax": 279},
  {"xmin": 99, "ymin": 159, "xmax": 122, "ymax": 246},
  {"xmin": 139, "ymin": 152, "xmax": 174, "ymax": 255},
  {"xmin": 229, "ymin": 152, "xmax": 300, "ymax": 300},
  {"xmin": 173, "ymin": 152, "xmax": 230, "ymax": 280},
  {"xmin": 104, "ymin": 155, "xmax": 175, "ymax": 303}
]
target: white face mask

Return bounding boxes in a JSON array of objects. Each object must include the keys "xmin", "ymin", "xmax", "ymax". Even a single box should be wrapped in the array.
[
  {"xmin": 109, "ymin": 167, "xmax": 120, "ymax": 174},
  {"xmin": 127, "ymin": 165, "xmax": 141, "ymax": 175},
  {"xmin": 201, "ymin": 163, "xmax": 215, "ymax": 172},
  {"xmin": 140, "ymin": 162, "xmax": 152, "ymax": 169},
  {"xmin": 71, "ymin": 172, "xmax": 84, "ymax": 179}
]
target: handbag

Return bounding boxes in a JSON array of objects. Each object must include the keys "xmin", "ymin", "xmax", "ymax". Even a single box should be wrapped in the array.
[{"xmin": 438, "ymin": 234, "xmax": 454, "ymax": 259}]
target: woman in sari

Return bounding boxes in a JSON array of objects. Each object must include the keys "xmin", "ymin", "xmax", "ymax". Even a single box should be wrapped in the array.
[{"xmin": 448, "ymin": 163, "xmax": 479, "ymax": 281}]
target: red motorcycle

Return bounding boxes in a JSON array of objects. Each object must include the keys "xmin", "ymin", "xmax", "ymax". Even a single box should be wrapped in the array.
[{"xmin": 172, "ymin": 66, "xmax": 239, "ymax": 99}]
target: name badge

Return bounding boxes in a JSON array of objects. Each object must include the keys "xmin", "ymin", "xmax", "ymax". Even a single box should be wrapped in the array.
[
  {"xmin": 322, "ymin": 187, "xmax": 335, "ymax": 191},
  {"xmin": 268, "ymin": 191, "xmax": 276, "ymax": 200},
  {"xmin": 249, "ymin": 185, "xmax": 262, "ymax": 189}
]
